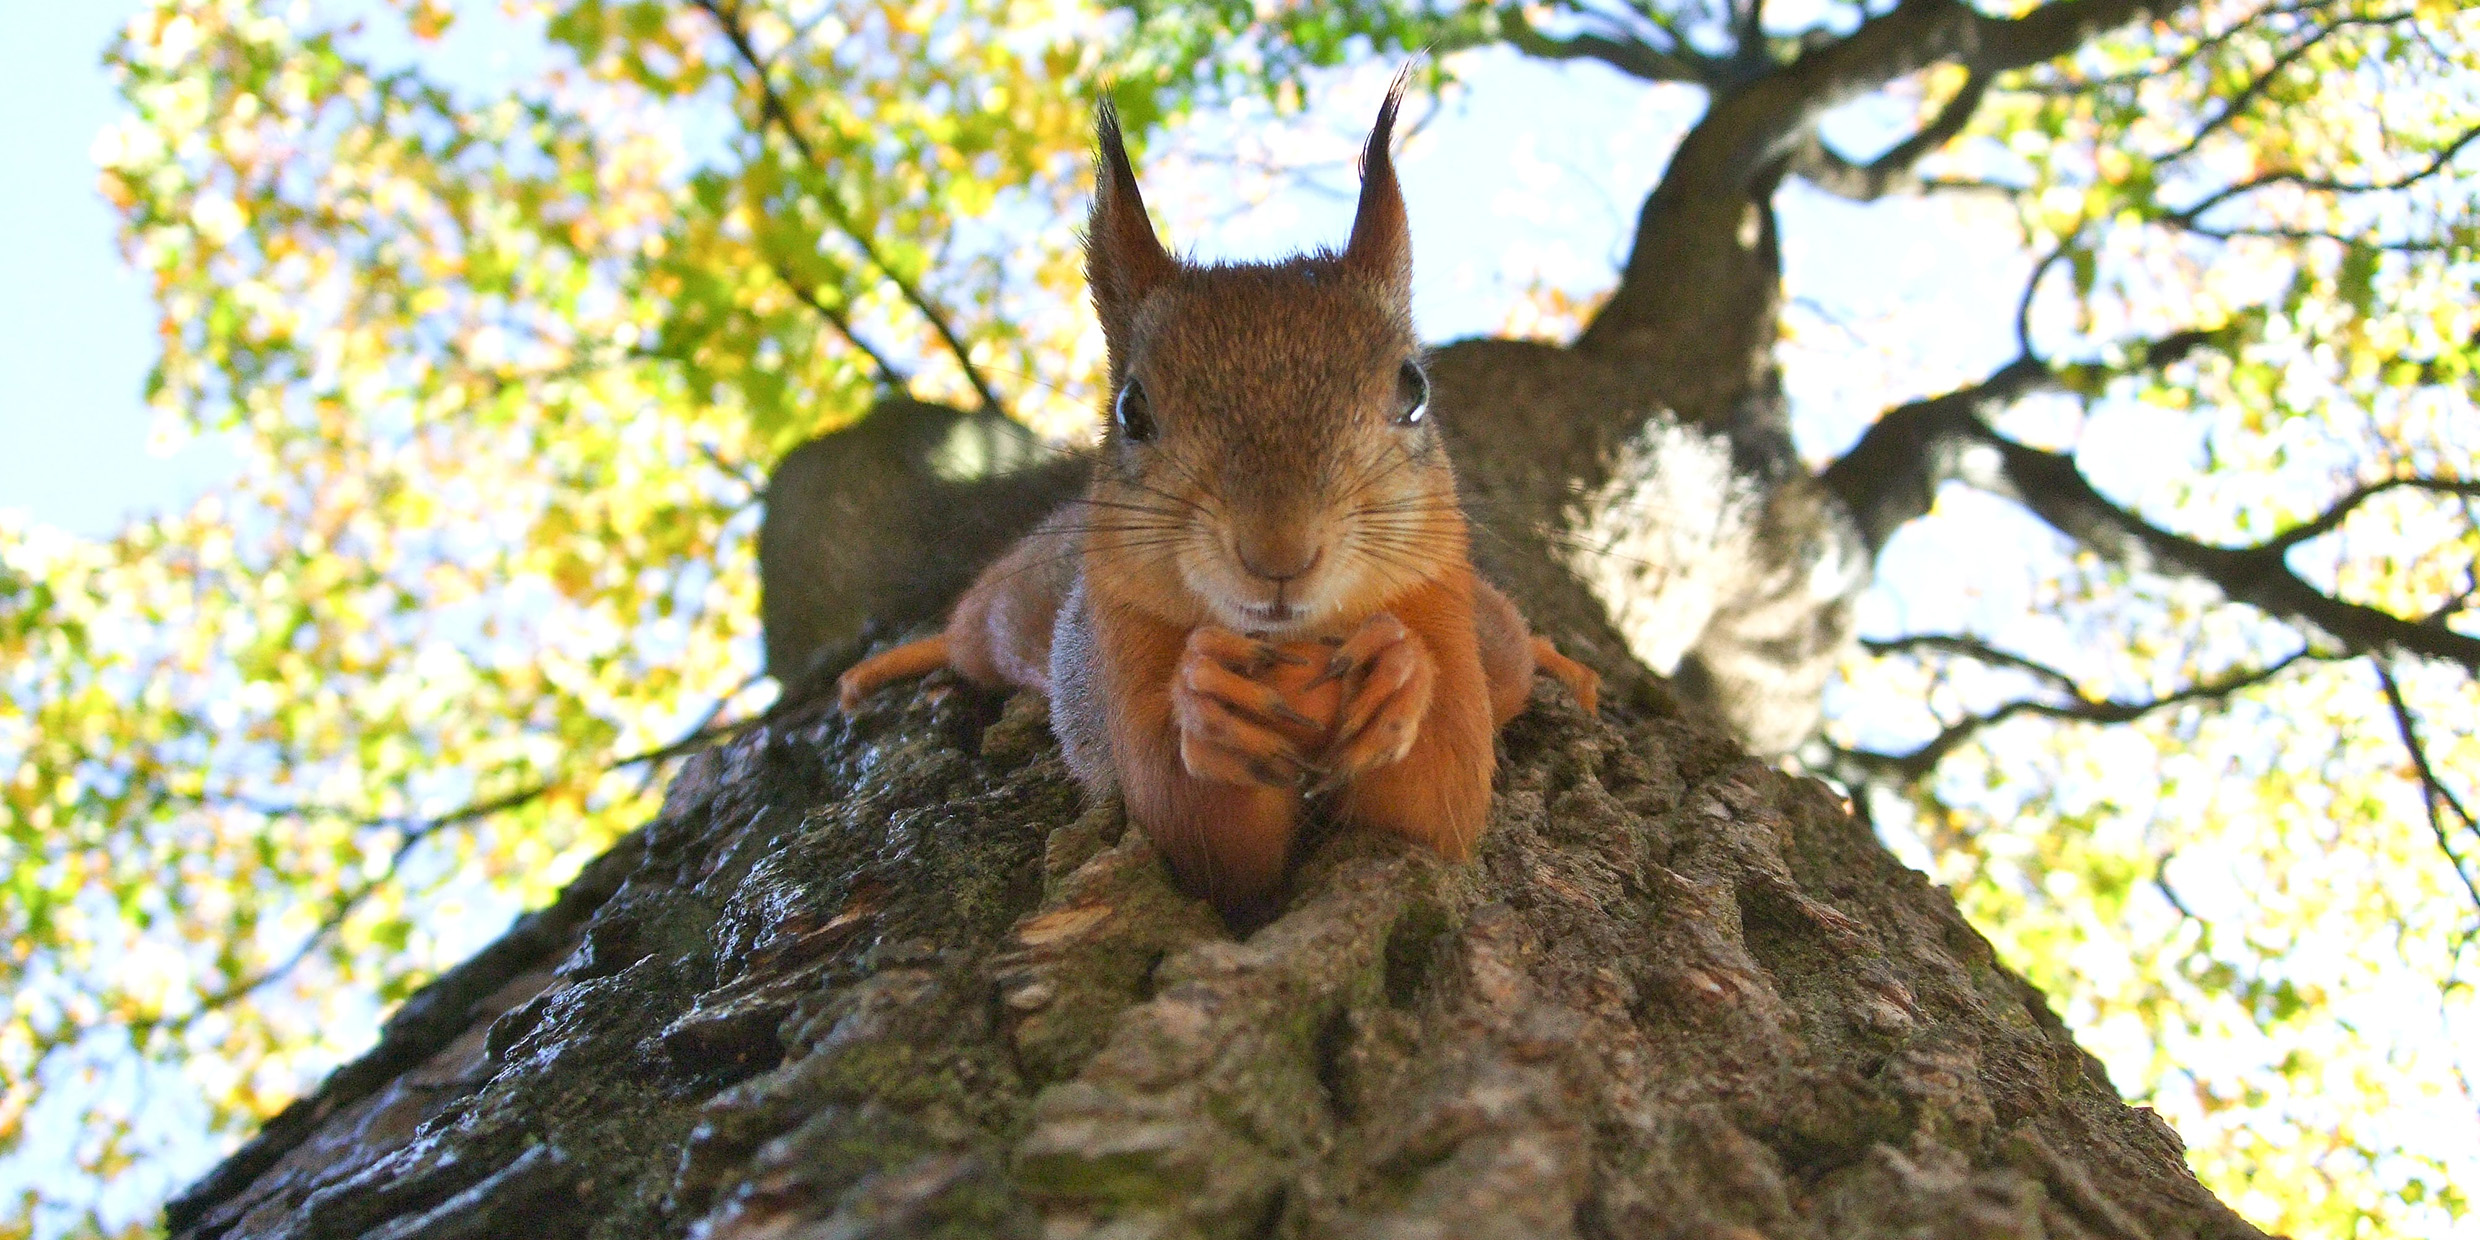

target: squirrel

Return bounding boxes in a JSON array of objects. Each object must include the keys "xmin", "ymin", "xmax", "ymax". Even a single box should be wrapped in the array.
[{"xmin": 836, "ymin": 82, "xmax": 1597, "ymax": 916}]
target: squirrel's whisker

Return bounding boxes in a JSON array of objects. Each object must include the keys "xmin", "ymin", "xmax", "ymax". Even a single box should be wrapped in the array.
[
  {"xmin": 1332, "ymin": 443, "xmax": 1424, "ymax": 509},
  {"xmin": 1117, "ymin": 472, "xmax": 1219, "ymax": 522},
  {"xmin": 1150, "ymin": 452, "xmax": 1230, "ymax": 515},
  {"xmin": 1331, "ymin": 443, "xmax": 1409, "ymax": 508},
  {"xmin": 1059, "ymin": 496, "xmax": 1192, "ymax": 517}
]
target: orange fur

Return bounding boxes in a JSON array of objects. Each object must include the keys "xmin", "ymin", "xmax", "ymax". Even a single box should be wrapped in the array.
[
  {"xmin": 1332, "ymin": 569, "xmax": 1496, "ymax": 861},
  {"xmin": 837, "ymin": 636, "xmax": 950, "ymax": 712},
  {"xmin": 1528, "ymin": 635, "xmax": 1600, "ymax": 716},
  {"xmin": 1090, "ymin": 595, "xmax": 1303, "ymax": 912},
  {"xmin": 834, "ymin": 87, "xmax": 1597, "ymax": 918},
  {"xmin": 836, "ymin": 536, "xmax": 1589, "ymax": 914}
]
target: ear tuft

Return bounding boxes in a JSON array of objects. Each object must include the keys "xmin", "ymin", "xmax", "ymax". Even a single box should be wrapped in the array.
[
  {"xmin": 1088, "ymin": 100, "xmax": 1177, "ymax": 362},
  {"xmin": 1341, "ymin": 68, "xmax": 1413, "ymax": 298}
]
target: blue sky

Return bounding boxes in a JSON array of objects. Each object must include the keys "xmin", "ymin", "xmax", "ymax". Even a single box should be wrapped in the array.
[
  {"xmin": 8, "ymin": 6, "xmax": 2477, "ymax": 1239},
  {"xmin": 0, "ymin": 2, "xmax": 241, "ymax": 538},
  {"xmin": 0, "ymin": 4, "xmax": 2025, "ymax": 540}
]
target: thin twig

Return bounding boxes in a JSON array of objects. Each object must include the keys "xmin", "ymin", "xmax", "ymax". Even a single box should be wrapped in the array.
[
  {"xmin": 690, "ymin": 0, "xmax": 1005, "ymax": 415},
  {"xmin": 2173, "ymin": 222, "xmax": 2457, "ymax": 252},
  {"xmin": 1497, "ymin": 2, "xmax": 1722, "ymax": 85},
  {"xmin": 2020, "ymin": 0, "xmax": 2348, "ymax": 93},
  {"xmin": 1837, "ymin": 645, "xmax": 2329, "ymax": 782},
  {"xmin": 697, "ymin": 441, "xmax": 766, "ymax": 498},
  {"xmin": 2016, "ymin": 237, "xmax": 2075, "ymax": 359},
  {"xmin": 2373, "ymin": 660, "xmax": 2480, "ymax": 918},
  {"xmin": 2169, "ymin": 120, "xmax": 2480, "ymax": 222},
  {"xmin": 1862, "ymin": 633, "xmax": 2083, "ymax": 696},
  {"xmin": 2263, "ymin": 476, "xmax": 2480, "ymax": 555},
  {"xmin": 2149, "ymin": 12, "xmax": 2415, "ymax": 165},
  {"xmin": 139, "ymin": 700, "xmax": 766, "ymax": 1037},
  {"xmin": 762, "ymin": 252, "xmax": 910, "ymax": 391}
]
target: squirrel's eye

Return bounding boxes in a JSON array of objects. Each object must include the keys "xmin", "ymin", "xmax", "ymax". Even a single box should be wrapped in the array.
[
  {"xmin": 1114, "ymin": 379, "xmax": 1156, "ymax": 443},
  {"xmin": 1393, "ymin": 360, "xmax": 1430, "ymax": 427}
]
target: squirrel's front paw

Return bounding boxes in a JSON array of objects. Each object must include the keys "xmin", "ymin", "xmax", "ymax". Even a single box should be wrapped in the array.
[
  {"xmin": 1308, "ymin": 612, "xmax": 1434, "ymax": 794},
  {"xmin": 1173, "ymin": 627, "xmax": 1321, "ymax": 790}
]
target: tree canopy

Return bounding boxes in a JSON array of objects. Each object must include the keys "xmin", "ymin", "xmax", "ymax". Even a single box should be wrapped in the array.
[{"xmin": 0, "ymin": 0, "xmax": 2472, "ymax": 1236}]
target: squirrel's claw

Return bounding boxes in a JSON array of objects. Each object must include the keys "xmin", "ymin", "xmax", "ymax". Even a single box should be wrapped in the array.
[
  {"xmin": 1181, "ymin": 650, "xmax": 1307, "ymax": 730},
  {"xmin": 1176, "ymin": 636, "xmax": 1323, "ymax": 790},
  {"xmin": 1329, "ymin": 639, "xmax": 1428, "ymax": 763},
  {"xmin": 1180, "ymin": 726, "xmax": 1313, "ymax": 790},
  {"xmin": 1318, "ymin": 619, "xmax": 1434, "ymax": 783},
  {"xmin": 1250, "ymin": 756, "xmax": 1321, "ymax": 790},
  {"xmin": 1188, "ymin": 626, "xmax": 1284, "ymax": 676},
  {"xmin": 1306, "ymin": 612, "xmax": 1410, "ymax": 692},
  {"xmin": 1302, "ymin": 655, "xmax": 1351, "ymax": 693},
  {"xmin": 1300, "ymin": 766, "xmax": 1349, "ymax": 801}
]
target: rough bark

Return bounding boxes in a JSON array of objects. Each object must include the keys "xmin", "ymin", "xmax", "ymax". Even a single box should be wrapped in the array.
[
  {"xmin": 166, "ymin": 626, "xmax": 2265, "ymax": 1240},
  {"xmin": 170, "ymin": 392, "xmax": 2263, "ymax": 1237}
]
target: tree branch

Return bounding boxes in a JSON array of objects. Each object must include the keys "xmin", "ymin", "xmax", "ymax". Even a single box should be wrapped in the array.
[
  {"xmin": 761, "ymin": 252, "xmax": 910, "ymax": 393},
  {"xmin": 691, "ymin": 0, "xmax": 1006, "ymax": 416},
  {"xmin": 2171, "ymin": 222, "xmax": 2462, "ymax": 252},
  {"xmin": 1861, "ymin": 632, "xmax": 2082, "ymax": 696},
  {"xmin": 1573, "ymin": 0, "xmax": 2183, "ymax": 413},
  {"xmin": 2147, "ymin": 12, "xmax": 2415, "ymax": 165},
  {"xmin": 1969, "ymin": 0, "xmax": 2185, "ymax": 73},
  {"xmin": 1790, "ymin": 71, "xmax": 1989, "ymax": 201},
  {"xmin": 2169, "ymin": 120, "xmax": 2480, "ymax": 223},
  {"xmin": 142, "ymin": 701, "xmax": 761, "ymax": 1037},
  {"xmin": 154, "ymin": 780, "xmax": 572, "ymax": 1038},
  {"xmin": 1835, "ymin": 645, "xmax": 2324, "ymax": 782},
  {"xmin": 2373, "ymin": 661, "xmax": 2480, "ymax": 918},
  {"xmin": 2262, "ymin": 476, "xmax": 2480, "ymax": 554},
  {"xmin": 1734, "ymin": 0, "xmax": 1772, "ymax": 81},
  {"xmin": 2022, "ymin": 0, "xmax": 2347, "ymax": 93},
  {"xmin": 696, "ymin": 441, "xmax": 766, "ymax": 500},
  {"xmin": 1820, "ymin": 351, "xmax": 2480, "ymax": 675},
  {"xmin": 1497, "ymin": 5, "xmax": 1719, "ymax": 85},
  {"xmin": 1708, "ymin": 0, "xmax": 2176, "ymax": 196},
  {"xmin": 1816, "ymin": 353, "xmax": 2058, "ymax": 549}
]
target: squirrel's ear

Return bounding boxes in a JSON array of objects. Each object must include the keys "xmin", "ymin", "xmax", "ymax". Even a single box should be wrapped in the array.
[
  {"xmin": 1341, "ymin": 71, "xmax": 1412, "ymax": 301},
  {"xmin": 1088, "ymin": 101, "xmax": 1176, "ymax": 347}
]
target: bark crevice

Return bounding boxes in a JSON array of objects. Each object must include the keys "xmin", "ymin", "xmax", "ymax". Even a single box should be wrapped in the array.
[{"xmin": 172, "ymin": 628, "xmax": 2266, "ymax": 1239}]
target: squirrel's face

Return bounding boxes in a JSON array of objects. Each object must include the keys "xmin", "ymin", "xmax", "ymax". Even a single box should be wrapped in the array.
[
  {"xmin": 1078, "ymin": 83, "xmax": 1460, "ymax": 637},
  {"xmin": 1091, "ymin": 267, "xmax": 1461, "ymax": 637}
]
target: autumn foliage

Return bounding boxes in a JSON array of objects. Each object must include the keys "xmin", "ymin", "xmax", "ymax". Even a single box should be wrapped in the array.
[{"xmin": 0, "ymin": 1, "xmax": 2474, "ymax": 1236}]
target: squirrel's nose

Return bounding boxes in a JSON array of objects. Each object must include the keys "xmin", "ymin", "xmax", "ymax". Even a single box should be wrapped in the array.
[{"xmin": 1235, "ymin": 537, "xmax": 1323, "ymax": 583}]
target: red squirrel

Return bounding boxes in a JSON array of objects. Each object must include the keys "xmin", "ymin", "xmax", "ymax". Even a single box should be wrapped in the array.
[{"xmin": 838, "ymin": 83, "xmax": 1597, "ymax": 915}]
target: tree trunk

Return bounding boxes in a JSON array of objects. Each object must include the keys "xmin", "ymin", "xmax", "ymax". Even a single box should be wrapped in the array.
[{"xmin": 167, "ymin": 399, "xmax": 2264, "ymax": 1238}]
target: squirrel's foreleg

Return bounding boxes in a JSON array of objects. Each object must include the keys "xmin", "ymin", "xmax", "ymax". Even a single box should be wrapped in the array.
[
  {"xmin": 1069, "ymin": 606, "xmax": 1308, "ymax": 915},
  {"xmin": 1327, "ymin": 579, "xmax": 1498, "ymax": 860}
]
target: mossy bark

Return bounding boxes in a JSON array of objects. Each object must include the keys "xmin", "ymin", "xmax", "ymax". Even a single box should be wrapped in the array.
[{"xmin": 168, "ymin": 623, "xmax": 2265, "ymax": 1240}]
